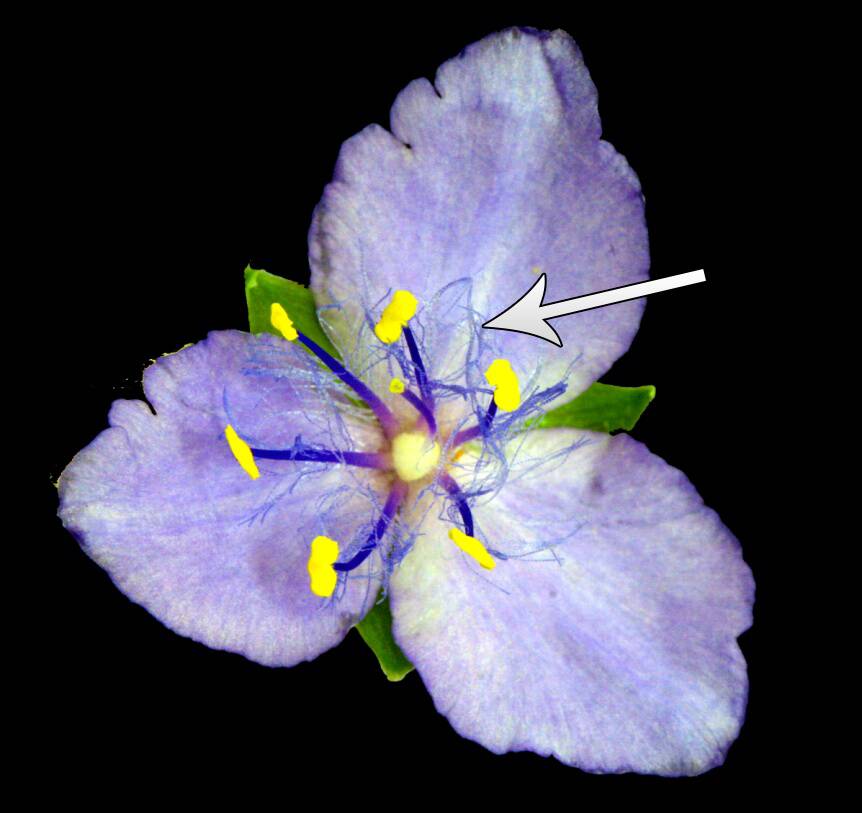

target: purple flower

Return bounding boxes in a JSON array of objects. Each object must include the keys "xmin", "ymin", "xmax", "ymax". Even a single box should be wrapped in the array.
[{"xmin": 57, "ymin": 27, "xmax": 753, "ymax": 775}]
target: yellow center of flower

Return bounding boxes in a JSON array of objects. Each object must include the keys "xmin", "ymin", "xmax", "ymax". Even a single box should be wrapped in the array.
[{"xmin": 391, "ymin": 431, "xmax": 440, "ymax": 482}]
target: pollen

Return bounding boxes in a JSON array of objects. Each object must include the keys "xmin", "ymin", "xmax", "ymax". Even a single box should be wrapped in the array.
[
  {"xmin": 484, "ymin": 358, "xmax": 521, "ymax": 411},
  {"xmin": 270, "ymin": 302, "xmax": 298, "ymax": 341},
  {"xmin": 224, "ymin": 424, "xmax": 260, "ymax": 480},
  {"xmin": 307, "ymin": 535, "xmax": 340, "ymax": 597},
  {"xmin": 392, "ymin": 431, "xmax": 440, "ymax": 482},
  {"xmin": 389, "ymin": 377, "xmax": 406, "ymax": 394},
  {"xmin": 374, "ymin": 290, "xmax": 418, "ymax": 344},
  {"xmin": 448, "ymin": 528, "xmax": 496, "ymax": 570}
]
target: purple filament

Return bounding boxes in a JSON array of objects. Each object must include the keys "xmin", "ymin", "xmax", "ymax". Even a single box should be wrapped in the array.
[
  {"xmin": 440, "ymin": 471, "xmax": 474, "ymax": 537},
  {"xmin": 295, "ymin": 331, "xmax": 398, "ymax": 437},
  {"xmin": 401, "ymin": 389, "xmax": 437, "ymax": 435},
  {"xmin": 250, "ymin": 446, "xmax": 389, "ymax": 469},
  {"xmin": 403, "ymin": 327, "xmax": 434, "ymax": 410},
  {"xmin": 450, "ymin": 397, "xmax": 497, "ymax": 448},
  {"xmin": 333, "ymin": 481, "xmax": 407, "ymax": 572}
]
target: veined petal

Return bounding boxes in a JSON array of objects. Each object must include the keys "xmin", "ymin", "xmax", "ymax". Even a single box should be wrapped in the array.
[
  {"xmin": 389, "ymin": 430, "xmax": 753, "ymax": 775},
  {"xmin": 58, "ymin": 330, "xmax": 386, "ymax": 667},
  {"xmin": 310, "ymin": 28, "xmax": 648, "ymax": 402}
]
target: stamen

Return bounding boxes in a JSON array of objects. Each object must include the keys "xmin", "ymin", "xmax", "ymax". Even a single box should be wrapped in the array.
[
  {"xmin": 225, "ymin": 424, "xmax": 261, "ymax": 480},
  {"xmin": 270, "ymin": 305, "xmax": 399, "ymax": 437},
  {"xmin": 249, "ymin": 445, "xmax": 390, "ymax": 469},
  {"xmin": 440, "ymin": 471, "xmax": 474, "ymax": 536},
  {"xmin": 448, "ymin": 528, "xmax": 496, "ymax": 570},
  {"xmin": 450, "ymin": 397, "xmax": 496, "ymax": 447},
  {"xmin": 440, "ymin": 472, "xmax": 496, "ymax": 569},
  {"xmin": 400, "ymin": 389, "xmax": 437, "ymax": 435},
  {"xmin": 483, "ymin": 399, "xmax": 498, "ymax": 429},
  {"xmin": 333, "ymin": 482, "xmax": 407, "ymax": 572},
  {"xmin": 374, "ymin": 290, "xmax": 417, "ymax": 344},
  {"xmin": 449, "ymin": 358, "xmax": 517, "ymax": 447},
  {"xmin": 308, "ymin": 535, "xmax": 340, "ymax": 597},
  {"xmin": 485, "ymin": 358, "xmax": 521, "ymax": 412},
  {"xmin": 389, "ymin": 377, "xmax": 406, "ymax": 394},
  {"xmin": 403, "ymin": 326, "xmax": 434, "ymax": 409}
]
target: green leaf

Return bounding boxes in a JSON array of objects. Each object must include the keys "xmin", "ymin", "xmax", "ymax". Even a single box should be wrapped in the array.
[
  {"xmin": 244, "ymin": 265, "xmax": 340, "ymax": 358},
  {"xmin": 531, "ymin": 382, "xmax": 656, "ymax": 433},
  {"xmin": 355, "ymin": 597, "xmax": 414, "ymax": 682}
]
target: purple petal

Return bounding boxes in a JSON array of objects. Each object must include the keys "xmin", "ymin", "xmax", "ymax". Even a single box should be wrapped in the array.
[
  {"xmin": 310, "ymin": 28, "xmax": 649, "ymax": 402},
  {"xmin": 58, "ymin": 330, "xmax": 388, "ymax": 667},
  {"xmin": 389, "ymin": 430, "xmax": 753, "ymax": 774}
]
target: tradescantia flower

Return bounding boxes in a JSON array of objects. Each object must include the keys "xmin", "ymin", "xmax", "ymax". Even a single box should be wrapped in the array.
[{"xmin": 57, "ymin": 27, "xmax": 753, "ymax": 775}]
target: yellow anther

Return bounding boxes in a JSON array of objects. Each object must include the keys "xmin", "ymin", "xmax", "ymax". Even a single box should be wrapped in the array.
[
  {"xmin": 224, "ymin": 424, "xmax": 260, "ymax": 480},
  {"xmin": 307, "ymin": 535, "xmax": 340, "ymax": 597},
  {"xmin": 387, "ymin": 290, "xmax": 418, "ymax": 322},
  {"xmin": 448, "ymin": 528, "xmax": 496, "ymax": 570},
  {"xmin": 484, "ymin": 358, "xmax": 521, "ymax": 412},
  {"xmin": 392, "ymin": 431, "xmax": 441, "ymax": 482},
  {"xmin": 389, "ymin": 377, "xmax": 406, "ymax": 394},
  {"xmin": 270, "ymin": 302, "xmax": 298, "ymax": 341},
  {"xmin": 374, "ymin": 290, "xmax": 418, "ymax": 344}
]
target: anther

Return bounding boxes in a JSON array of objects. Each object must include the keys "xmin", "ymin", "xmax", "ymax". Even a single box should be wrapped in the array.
[
  {"xmin": 270, "ymin": 303, "xmax": 298, "ymax": 341},
  {"xmin": 225, "ymin": 424, "xmax": 260, "ymax": 480},
  {"xmin": 485, "ymin": 358, "xmax": 521, "ymax": 412},
  {"xmin": 448, "ymin": 528, "xmax": 496, "ymax": 570},
  {"xmin": 307, "ymin": 536, "xmax": 339, "ymax": 597},
  {"xmin": 374, "ymin": 290, "xmax": 417, "ymax": 344}
]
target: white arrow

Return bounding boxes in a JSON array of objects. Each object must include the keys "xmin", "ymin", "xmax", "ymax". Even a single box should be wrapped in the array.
[{"xmin": 482, "ymin": 270, "xmax": 706, "ymax": 347}]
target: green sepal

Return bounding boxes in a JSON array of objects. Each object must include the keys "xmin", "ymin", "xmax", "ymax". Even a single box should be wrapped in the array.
[
  {"xmin": 243, "ymin": 265, "xmax": 340, "ymax": 358},
  {"xmin": 530, "ymin": 382, "xmax": 656, "ymax": 433},
  {"xmin": 355, "ymin": 596, "xmax": 414, "ymax": 682}
]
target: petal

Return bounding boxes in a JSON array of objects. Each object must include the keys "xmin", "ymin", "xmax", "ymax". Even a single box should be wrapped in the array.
[
  {"xmin": 310, "ymin": 28, "xmax": 649, "ymax": 402},
  {"xmin": 58, "ymin": 330, "xmax": 388, "ymax": 667},
  {"xmin": 389, "ymin": 430, "xmax": 753, "ymax": 774}
]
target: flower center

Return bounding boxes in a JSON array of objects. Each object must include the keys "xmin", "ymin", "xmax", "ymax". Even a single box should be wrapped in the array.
[
  {"xmin": 391, "ymin": 431, "xmax": 441, "ymax": 482},
  {"xmin": 224, "ymin": 294, "xmax": 531, "ymax": 596}
]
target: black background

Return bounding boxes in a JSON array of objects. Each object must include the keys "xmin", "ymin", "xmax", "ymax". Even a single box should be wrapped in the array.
[{"xmin": 33, "ymin": 7, "xmax": 787, "ymax": 799}]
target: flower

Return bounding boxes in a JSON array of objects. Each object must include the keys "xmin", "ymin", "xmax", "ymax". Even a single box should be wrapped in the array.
[{"xmin": 57, "ymin": 27, "xmax": 753, "ymax": 775}]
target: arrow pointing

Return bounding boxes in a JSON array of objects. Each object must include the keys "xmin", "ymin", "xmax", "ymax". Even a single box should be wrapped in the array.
[{"xmin": 482, "ymin": 270, "xmax": 706, "ymax": 347}]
